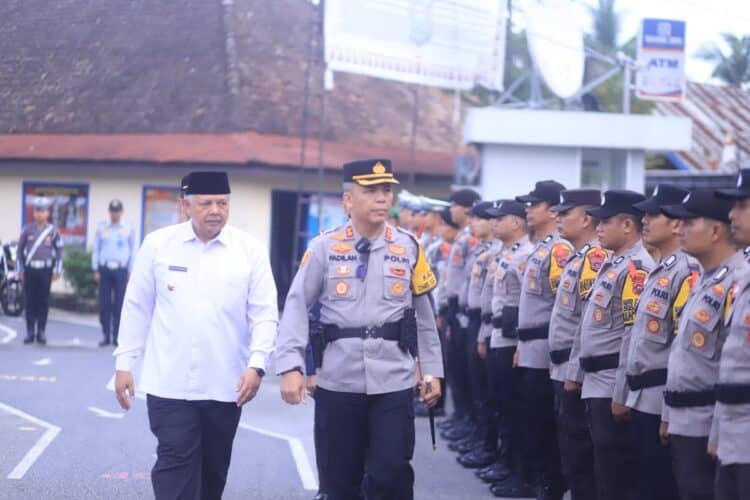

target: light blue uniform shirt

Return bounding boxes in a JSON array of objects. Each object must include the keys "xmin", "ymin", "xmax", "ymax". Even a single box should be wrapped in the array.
[{"xmin": 91, "ymin": 221, "xmax": 136, "ymax": 271}]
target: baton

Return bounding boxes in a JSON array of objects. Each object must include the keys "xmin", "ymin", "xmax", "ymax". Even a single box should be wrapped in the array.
[{"xmin": 424, "ymin": 375, "xmax": 436, "ymax": 451}]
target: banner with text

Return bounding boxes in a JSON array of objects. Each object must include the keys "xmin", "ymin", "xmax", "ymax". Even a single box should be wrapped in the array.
[{"xmin": 636, "ymin": 18, "xmax": 687, "ymax": 102}]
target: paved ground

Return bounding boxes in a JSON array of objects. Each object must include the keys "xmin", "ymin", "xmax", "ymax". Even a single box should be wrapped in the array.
[{"xmin": 0, "ymin": 312, "xmax": 503, "ymax": 499}]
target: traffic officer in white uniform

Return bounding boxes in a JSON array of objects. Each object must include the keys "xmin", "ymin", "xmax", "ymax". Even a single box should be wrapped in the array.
[
  {"xmin": 578, "ymin": 190, "xmax": 653, "ymax": 500},
  {"xmin": 275, "ymin": 159, "xmax": 443, "ymax": 500},
  {"xmin": 113, "ymin": 171, "xmax": 279, "ymax": 500},
  {"xmin": 548, "ymin": 189, "xmax": 604, "ymax": 500},
  {"xmin": 712, "ymin": 169, "xmax": 750, "ymax": 499},
  {"xmin": 660, "ymin": 189, "xmax": 739, "ymax": 500},
  {"xmin": 619, "ymin": 184, "xmax": 695, "ymax": 500}
]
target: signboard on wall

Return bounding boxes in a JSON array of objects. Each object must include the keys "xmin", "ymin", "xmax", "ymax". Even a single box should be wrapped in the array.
[
  {"xmin": 142, "ymin": 186, "xmax": 182, "ymax": 240},
  {"xmin": 22, "ymin": 182, "xmax": 89, "ymax": 247},
  {"xmin": 636, "ymin": 18, "xmax": 687, "ymax": 102},
  {"xmin": 324, "ymin": 0, "xmax": 507, "ymax": 90}
]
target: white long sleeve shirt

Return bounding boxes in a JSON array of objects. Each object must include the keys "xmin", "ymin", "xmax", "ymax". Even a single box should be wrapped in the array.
[{"xmin": 113, "ymin": 221, "xmax": 278, "ymax": 402}]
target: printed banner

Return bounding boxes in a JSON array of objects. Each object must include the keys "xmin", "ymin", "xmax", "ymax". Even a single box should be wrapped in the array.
[{"xmin": 636, "ymin": 18, "xmax": 687, "ymax": 102}]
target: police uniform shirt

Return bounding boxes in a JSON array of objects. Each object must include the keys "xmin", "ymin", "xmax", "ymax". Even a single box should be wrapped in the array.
[
  {"xmin": 446, "ymin": 227, "xmax": 478, "ymax": 303},
  {"xmin": 91, "ymin": 220, "xmax": 136, "ymax": 271},
  {"xmin": 623, "ymin": 251, "xmax": 698, "ymax": 415},
  {"xmin": 274, "ymin": 223, "xmax": 444, "ymax": 395},
  {"xmin": 433, "ymin": 239, "xmax": 453, "ymax": 310},
  {"xmin": 478, "ymin": 241, "xmax": 504, "ymax": 342},
  {"xmin": 461, "ymin": 239, "xmax": 489, "ymax": 309},
  {"xmin": 711, "ymin": 265, "xmax": 750, "ymax": 464},
  {"xmin": 549, "ymin": 239, "xmax": 606, "ymax": 382},
  {"xmin": 425, "ymin": 236, "xmax": 445, "ymax": 312},
  {"xmin": 490, "ymin": 236, "xmax": 532, "ymax": 349},
  {"xmin": 17, "ymin": 223, "xmax": 64, "ymax": 274},
  {"xmin": 579, "ymin": 241, "xmax": 654, "ymax": 400},
  {"xmin": 518, "ymin": 233, "xmax": 574, "ymax": 370},
  {"xmin": 113, "ymin": 221, "xmax": 279, "ymax": 402},
  {"xmin": 467, "ymin": 240, "xmax": 495, "ymax": 310},
  {"xmin": 662, "ymin": 251, "xmax": 743, "ymax": 437}
]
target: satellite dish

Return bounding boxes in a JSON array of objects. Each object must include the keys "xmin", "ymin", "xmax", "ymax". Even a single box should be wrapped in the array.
[{"xmin": 526, "ymin": 1, "xmax": 585, "ymax": 99}]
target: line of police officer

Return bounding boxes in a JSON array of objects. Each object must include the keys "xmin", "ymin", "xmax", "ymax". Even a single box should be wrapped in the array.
[{"xmin": 400, "ymin": 171, "xmax": 750, "ymax": 500}]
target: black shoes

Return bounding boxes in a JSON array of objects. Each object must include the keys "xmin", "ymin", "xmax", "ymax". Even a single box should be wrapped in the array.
[
  {"xmin": 23, "ymin": 334, "xmax": 35, "ymax": 344},
  {"xmin": 312, "ymin": 493, "xmax": 328, "ymax": 500},
  {"xmin": 476, "ymin": 462, "xmax": 513, "ymax": 483},
  {"xmin": 490, "ymin": 476, "xmax": 537, "ymax": 498},
  {"xmin": 35, "ymin": 332, "xmax": 47, "ymax": 345},
  {"xmin": 458, "ymin": 449, "xmax": 496, "ymax": 469},
  {"xmin": 99, "ymin": 339, "xmax": 111, "ymax": 347}
]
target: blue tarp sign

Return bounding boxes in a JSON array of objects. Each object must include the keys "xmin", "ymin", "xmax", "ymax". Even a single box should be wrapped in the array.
[{"xmin": 636, "ymin": 19, "xmax": 687, "ymax": 102}]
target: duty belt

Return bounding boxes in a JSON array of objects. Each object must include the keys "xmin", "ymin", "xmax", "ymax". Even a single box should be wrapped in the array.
[
  {"xmin": 322, "ymin": 322, "xmax": 401, "ymax": 342},
  {"xmin": 550, "ymin": 348, "xmax": 572, "ymax": 365},
  {"xmin": 715, "ymin": 383, "xmax": 750, "ymax": 405},
  {"xmin": 27, "ymin": 259, "xmax": 53, "ymax": 270},
  {"xmin": 102, "ymin": 261, "xmax": 126, "ymax": 271},
  {"xmin": 626, "ymin": 369, "xmax": 667, "ymax": 391},
  {"xmin": 501, "ymin": 306, "xmax": 519, "ymax": 339},
  {"xmin": 467, "ymin": 308, "xmax": 482, "ymax": 322},
  {"xmin": 481, "ymin": 313, "xmax": 492, "ymax": 325},
  {"xmin": 491, "ymin": 316, "xmax": 503, "ymax": 329},
  {"xmin": 580, "ymin": 352, "xmax": 619, "ymax": 373},
  {"xmin": 516, "ymin": 324, "xmax": 549, "ymax": 341},
  {"xmin": 664, "ymin": 389, "xmax": 715, "ymax": 408}
]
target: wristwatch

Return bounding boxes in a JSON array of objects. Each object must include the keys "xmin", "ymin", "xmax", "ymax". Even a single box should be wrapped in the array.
[{"xmin": 253, "ymin": 368, "xmax": 266, "ymax": 378}]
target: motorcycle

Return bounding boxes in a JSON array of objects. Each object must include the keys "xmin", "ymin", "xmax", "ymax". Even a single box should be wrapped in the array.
[{"xmin": 0, "ymin": 240, "xmax": 24, "ymax": 316}]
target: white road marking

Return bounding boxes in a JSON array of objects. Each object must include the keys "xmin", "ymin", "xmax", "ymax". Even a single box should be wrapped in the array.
[
  {"xmin": 238, "ymin": 422, "xmax": 318, "ymax": 491},
  {"xmin": 32, "ymin": 358, "xmax": 51, "ymax": 366},
  {"xmin": 0, "ymin": 401, "xmax": 61, "ymax": 479},
  {"xmin": 88, "ymin": 406, "xmax": 125, "ymax": 419},
  {"xmin": 0, "ymin": 323, "xmax": 17, "ymax": 344}
]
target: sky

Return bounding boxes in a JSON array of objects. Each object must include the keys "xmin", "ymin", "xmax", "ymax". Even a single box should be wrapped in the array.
[{"xmin": 514, "ymin": 0, "xmax": 750, "ymax": 83}]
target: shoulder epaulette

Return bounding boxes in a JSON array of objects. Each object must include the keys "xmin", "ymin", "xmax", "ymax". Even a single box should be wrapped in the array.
[
  {"xmin": 663, "ymin": 254, "xmax": 678, "ymax": 269},
  {"xmin": 396, "ymin": 226, "xmax": 421, "ymax": 251},
  {"xmin": 542, "ymin": 234, "xmax": 554, "ymax": 244},
  {"xmin": 575, "ymin": 243, "xmax": 592, "ymax": 258},
  {"xmin": 713, "ymin": 266, "xmax": 729, "ymax": 283},
  {"xmin": 614, "ymin": 255, "xmax": 625, "ymax": 265}
]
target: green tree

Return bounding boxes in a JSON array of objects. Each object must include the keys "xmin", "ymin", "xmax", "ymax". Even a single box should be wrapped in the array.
[{"xmin": 697, "ymin": 33, "xmax": 750, "ymax": 88}]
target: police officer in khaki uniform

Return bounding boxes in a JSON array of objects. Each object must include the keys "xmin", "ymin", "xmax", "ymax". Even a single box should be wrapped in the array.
[
  {"xmin": 276, "ymin": 159, "xmax": 444, "ymax": 500},
  {"xmin": 618, "ymin": 185, "xmax": 695, "ymax": 500},
  {"xmin": 712, "ymin": 169, "xmax": 750, "ymax": 499},
  {"xmin": 659, "ymin": 189, "xmax": 740, "ymax": 500},
  {"xmin": 482, "ymin": 201, "xmax": 533, "ymax": 495},
  {"xmin": 548, "ymin": 189, "xmax": 603, "ymax": 500},
  {"xmin": 496, "ymin": 180, "xmax": 572, "ymax": 499},
  {"xmin": 440, "ymin": 189, "xmax": 482, "ymax": 440},
  {"xmin": 17, "ymin": 197, "xmax": 64, "ymax": 345},
  {"xmin": 578, "ymin": 190, "xmax": 653, "ymax": 500}
]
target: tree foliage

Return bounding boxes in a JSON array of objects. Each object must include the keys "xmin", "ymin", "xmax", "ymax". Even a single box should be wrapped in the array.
[{"xmin": 697, "ymin": 34, "xmax": 750, "ymax": 88}]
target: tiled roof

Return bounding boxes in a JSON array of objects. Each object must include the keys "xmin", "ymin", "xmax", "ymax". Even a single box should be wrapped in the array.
[{"xmin": 652, "ymin": 81, "xmax": 750, "ymax": 172}]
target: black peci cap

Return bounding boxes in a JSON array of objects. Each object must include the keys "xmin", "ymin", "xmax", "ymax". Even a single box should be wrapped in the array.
[
  {"xmin": 516, "ymin": 180, "xmax": 566, "ymax": 206},
  {"xmin": 108, "ymin": 199, "xmax": 124, "ymax": 212},
  {"xmin": 487, "ymin": 200, "xmax": 527, "ymax": 219},
  {"xmin": 469, "ymin": 201, "xmax": 496, "ymax": 219},
  {"xmin": 716, "ymin": 168, "xmax": 750, "ymax": 200},
  {"xmin": 633, "ymin": 184, "xmax": 689, "ymax": 214},
  {"xmin": 661, "ymin": 188, "xmax": 733, "ymax": 223},
  {"xmin": 449, "ymin": 188, "xmax": 481, "ymax": 208},
  {"xmin": 586, "ymin": 190, "xmax": 646, "ymax": 219},
  {"xmin": 184, "ymin": 171, "xmax": 231, "ymax": 195},
  {"xmin": 343, "ymin": 159, "xmax": 399, "ymax": 186},
  {"xmin": 180, "ymin": 174, "xmax": 191, "ymax": 197},
  {"xmin": 552, "ymin": 189, "xmax": 602, "ymax": 213}
]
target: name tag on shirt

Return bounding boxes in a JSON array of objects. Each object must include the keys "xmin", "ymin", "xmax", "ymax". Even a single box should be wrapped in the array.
[{"xmin": 168, "ymin": 265, "xmax": 188, "ymax": 272}]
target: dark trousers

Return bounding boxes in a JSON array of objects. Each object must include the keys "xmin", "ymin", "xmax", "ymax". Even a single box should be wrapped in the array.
[
  {"xmin": 315, "ymin": 387, "xmax": 415, "ymax": 500},
  {"xmin": 585, "ymin": 397, "xmax": 634, "ymax": 500},
  {"xmin": 519, "ymin": 367, "xmax": 564, "ymax": 490},
  {"xmin": 631, "ymin": 409, "xmax": 679, "ymax": 500},
  {"xmin": 447, "ymin": 313, "xmax": 471, "ymax": 417},
  {"xmin": 670, "ymin": 434, "xmax": 716, "ymax": 500},
  {"xmin": 553, "ymin": 381, "xmax": 597, "ymax": 500},
  {"xmin": 98, "ymin": 267, "xmax": 128, "ymax": 341},
  {"xmin": 147, "ymin": 395, "xmax": 242, "ymax": 500},
  {"xmin": 488, "ymin": 347, "xmax": 518, "ymax": 463},
  {"xmin": 24, "ymin": 267, "xmax": 52, "ymax": 335},
  {"xmin": 467, "ymin": 314, "xmax": 488, "ymax": 425},
  {"xmin": 715, "ymin": 462, "xmax": 750, "ymax": 500}
]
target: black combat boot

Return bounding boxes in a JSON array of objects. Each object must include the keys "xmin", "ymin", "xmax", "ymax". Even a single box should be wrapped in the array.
[{"xmin": 36, "ymin": 330, "xmax": 47, "ymax": 345}]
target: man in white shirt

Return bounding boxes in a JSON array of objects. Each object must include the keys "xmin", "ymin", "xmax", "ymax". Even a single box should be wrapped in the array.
[{"xmin": 113, "ymin": 171, "xmax": 278, "ymax": 500}]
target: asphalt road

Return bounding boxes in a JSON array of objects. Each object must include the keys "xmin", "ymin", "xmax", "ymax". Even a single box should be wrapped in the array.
[{"xmin": 0, "ymin": 312, "xmax": 502, "ymax": 500}]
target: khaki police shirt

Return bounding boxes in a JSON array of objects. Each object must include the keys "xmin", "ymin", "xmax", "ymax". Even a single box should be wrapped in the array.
[
  {"xmin": 490, "ymin": 236, "xmax": 533, "ymax": 349},
  {"xmin": 518, "ymin": 233, "xmax": 574, "ymax": 370},
  {"xmin": 623, "ymin": 251, "xmax": 698, "ymax": 415},
  {"xmin": 446, "ymin": 227, "xmax": 478, "ymax": 305},
  {"xmin": 663, "ymin": 251, "xmax": 743, "ymax": 437},
  {"xmin": 579, "ymin": 241, "xmax": 654, "ymax": 400},
  {"xmin": 711, "ymin": 262, "xmax": 750, "ymax": 464},
  {"xmin": 274, "ymin": 223, "xmax": 444, "ymax": 395},
  {"xmin": 549, "ymin": 240, "xmax": 606, "ymax": 382},
  {"xmin": 478, "ymin": 241, "xmax": 504, "ymax": 342}
]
